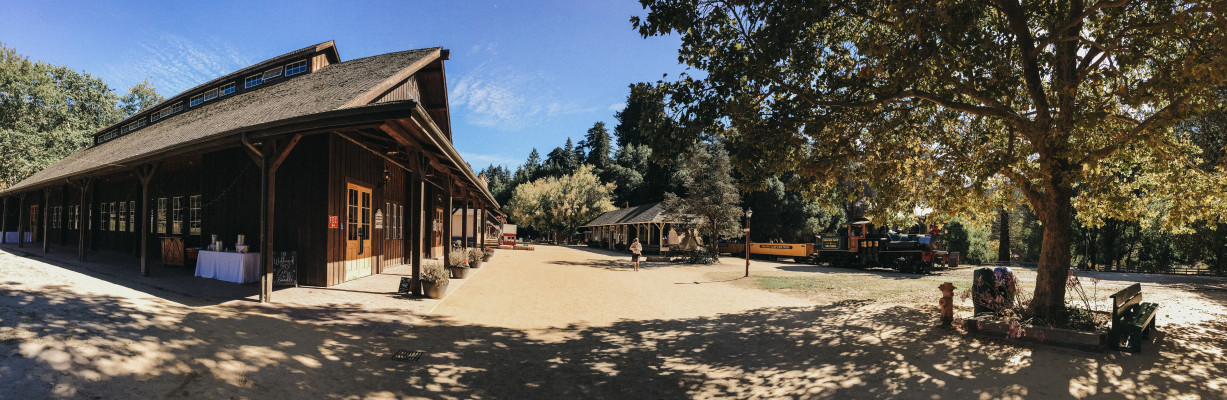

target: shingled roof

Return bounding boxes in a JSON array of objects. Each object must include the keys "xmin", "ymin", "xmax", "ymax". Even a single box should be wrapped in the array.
[
  {"xmin": 3, "ymin": 46, "xmax": 440, "ymax": 194},
  {"xmin": 582, "ymin": 202, "xmax": 670, "ymax": 227}
]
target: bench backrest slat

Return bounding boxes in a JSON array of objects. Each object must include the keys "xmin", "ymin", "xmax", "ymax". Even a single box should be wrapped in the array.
[{"xmin": 1110, "ymin": 283, "xmax": 1143, "ymax": 323}]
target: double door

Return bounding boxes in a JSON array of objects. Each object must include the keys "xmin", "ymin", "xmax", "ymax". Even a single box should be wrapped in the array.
[{"xmin": 345, "ymin": 183, "xmax": 373, "ymax": 282}]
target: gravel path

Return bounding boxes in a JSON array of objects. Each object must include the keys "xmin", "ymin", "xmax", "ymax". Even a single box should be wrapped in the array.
[{"xmin": 1, "ymin": 244, "xmax": 1224, "ymax": 399}]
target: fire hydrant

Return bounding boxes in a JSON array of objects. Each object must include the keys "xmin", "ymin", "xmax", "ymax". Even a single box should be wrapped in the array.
[{"xmin": 939, "ymin": 282, "xmax": 955, "ymax": 327}]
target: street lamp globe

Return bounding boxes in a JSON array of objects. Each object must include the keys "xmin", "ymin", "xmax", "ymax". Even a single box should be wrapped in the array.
[{"xmin": 746, "ymin": 208, "xmax": 753, "ymax": 218}]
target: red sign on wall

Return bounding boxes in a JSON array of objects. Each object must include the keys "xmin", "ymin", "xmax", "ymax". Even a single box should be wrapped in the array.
[{"xmin": 329, "ymin": 215, "xmax": 339, "ymax": 229}]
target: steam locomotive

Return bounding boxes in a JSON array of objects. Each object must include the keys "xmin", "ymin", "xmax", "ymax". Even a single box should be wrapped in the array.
[{"xmin": 717, "ymin": 218, "xmax": 957, "ymax": 274}]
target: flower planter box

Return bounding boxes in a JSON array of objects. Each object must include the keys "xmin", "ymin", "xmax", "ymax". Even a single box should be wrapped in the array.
[
  {"xmin": 646, "ymin": 256, "xmax": 670, "ymax": 262},
  {"xmin": 965, "ymin": 316, "xmax": 1108, "ymax": 351}
]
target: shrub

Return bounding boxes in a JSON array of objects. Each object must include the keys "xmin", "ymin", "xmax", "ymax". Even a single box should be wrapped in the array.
[
  {"xmin": 422, "ymin": 259, "xmax": 448, "ymax": 284},
  {"xmin": 467, "ymin": 248, "xmax": 482, "ymax": 263},
  {"xmin": 448, "ymin": 249, "xmax": 470, "ymax": 268},
  {"xmin": 669, "ymin": 249, "xmax": 718, "ymax": 264}
]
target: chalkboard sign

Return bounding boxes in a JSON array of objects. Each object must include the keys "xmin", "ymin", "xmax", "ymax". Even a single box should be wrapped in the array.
[
  {"xmin": 398, "ymin": 277, "xmax": 412, "ymax": 294},
  {"xmin": 273, "ymin": 251, "xmax": 297, "ymax": 286}
]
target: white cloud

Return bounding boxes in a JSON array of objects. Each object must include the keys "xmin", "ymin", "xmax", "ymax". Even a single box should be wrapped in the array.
[
  {"xmin": 450, "ymin": 61, "xmax": 594, "ymax": 130},
  {"xmin": 106, "ymin": 34, "xmax": 252, "ymax": 96},
  {"xmin": 608, "ymin": 102, "xmax": 626, "ymax": 112},
  {"xmin": 459, "ymin": 152, "xmax": 522, "ymax": 168}
]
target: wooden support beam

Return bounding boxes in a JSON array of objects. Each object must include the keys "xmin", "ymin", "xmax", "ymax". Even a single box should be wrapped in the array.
[
  {"xmin": 411, "ymin": 164, "xmax": 425, "ymax": 296},
  {"xmin": 42, "ymin": 189, "xmax": 50, "ymax": 254},
  {"xmin": 16, "ymin": 193, "xmax": 26, "ymax": 248},
  {"xmin": 77, "ymin": 178, "xmax": 93, "ymax": 261},
  {"xmin": 461, "ymin": 195, "xmax": 468, "ymax": 249},
  {"xmin": 135, "ymin": 163, "xmax": 158, "ymax": 276},
  {"xmin": 245, "ymin": 134, "xmax": 303, "ymax": 303},
  {"xmin": 335, "ymin": 132, "xmax": 414, "ymax": 173},
  {"xmin": 1, "ymin": 195, "xmax": 8, "ymax": 244},
  {"xmin": 443, "ymin": 172, "xmax": 453, "ymax": 268}
]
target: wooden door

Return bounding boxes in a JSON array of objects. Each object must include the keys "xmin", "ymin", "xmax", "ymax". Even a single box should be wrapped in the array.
[{"xmin": 345, "ymin": 183, "xmax": 373, "ymax": 282}]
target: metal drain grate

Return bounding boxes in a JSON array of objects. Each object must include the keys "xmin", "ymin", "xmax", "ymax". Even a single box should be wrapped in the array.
[{"xmin": 391, "ymin": 349, "xmax": 425, "ymax": 362}]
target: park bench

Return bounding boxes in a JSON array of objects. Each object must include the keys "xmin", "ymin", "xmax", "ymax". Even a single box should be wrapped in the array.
[{"xmin": 1108, "ymin": 283, "xmax": 1159, "ymax": 353}]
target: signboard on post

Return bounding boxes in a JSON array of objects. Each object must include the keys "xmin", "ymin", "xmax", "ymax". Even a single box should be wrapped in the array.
[{"xmin": 375, "ymin": 210, "xmax": 384, "ymax": 229}]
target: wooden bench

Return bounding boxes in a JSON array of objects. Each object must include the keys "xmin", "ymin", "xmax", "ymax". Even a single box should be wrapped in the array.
[{"xmin": 1109, "ymin": 283, "xmax": 1159, "ymax": 353}]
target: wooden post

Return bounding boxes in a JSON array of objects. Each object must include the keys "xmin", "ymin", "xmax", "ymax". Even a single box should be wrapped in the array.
[
  {"xmin": 1, "ymin": 195, "xmax": 8, "ymax": 244},
  {"xmin": 42, "ymin": 189, "xmax": 50, "ymax": 253},
  {"xmin": 136, "ymin": 164, "xmax": 158, "ymax": 276},
  {"xmin": 460, "ymin": 194, "xmax": 468, "ymax": 250},
  {"xmin": 410, "ymin": 170, "xmax": 424, "ymax": 296},
  {"xmin": 243, "ymin": 133, "xmax": 302, "ymax": 303},
  {"xmin": 16, "ymin": 193, "xmax": 26, "ymax": 248},
  {"xmin": 443, "ymin": 175, "xmax": 453, "ymax": 268},
  {"xmin": 59, "ymin": 186, "xmax": 67, "ymax": 246},
  {"xmin": 78, "ymin": 179, "xmax": 93, "ymax": 262},
  {"xmin": 479, "ymin": 207, "xmax": 485, "ymax": 250}
]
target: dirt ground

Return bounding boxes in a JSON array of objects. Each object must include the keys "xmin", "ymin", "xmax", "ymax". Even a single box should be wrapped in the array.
[{"xmin": 1, "ymin": 243, "xmax": 1225, "ymax": 399}]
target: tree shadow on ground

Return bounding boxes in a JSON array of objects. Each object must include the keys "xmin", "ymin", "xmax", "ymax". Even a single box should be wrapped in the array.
[
  {"xmin": 2, "ymin": 281, "xmax": 1223, "ymax": 399},
  {"xmin": 0, "ymin": 244, "xmax": 258, "ymax": 307}
]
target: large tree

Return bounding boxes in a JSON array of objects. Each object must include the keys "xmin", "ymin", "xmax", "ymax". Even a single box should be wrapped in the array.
[
  {"xmin": 663, "ymin": 141, "xmax": 742, "ymax": 254},
  {"xmin": 634, "ymin": 1, "xmax": 1227, "ymax": 318},
  {"xmin": 505, "ymin": 165, "xmax": 616, "ymax": 242},
  {"xmin": 581, "ymin": 121, "xmax": 614, "ymax": 174}
]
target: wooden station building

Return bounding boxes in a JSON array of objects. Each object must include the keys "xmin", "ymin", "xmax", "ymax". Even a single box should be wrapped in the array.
[
  {"xmin": 582, "ymin": 202, "xmax": 697, "ymax": 254},
  {"xmin": 0, "ymin": 41, "xmax": 500, "ymax": 301}
]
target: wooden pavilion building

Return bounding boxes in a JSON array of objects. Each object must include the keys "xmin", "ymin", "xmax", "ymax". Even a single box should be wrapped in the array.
[
  {"xmin": 581, "ymin": 202, "xmax": 697, "ymax": 254},
  {"xmin": 0, "ymin": 41, "xmax": 499, "ymax": 301}
]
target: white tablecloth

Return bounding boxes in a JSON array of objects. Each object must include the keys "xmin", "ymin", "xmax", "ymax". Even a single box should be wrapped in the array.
[
  {"xmin": 3, "ymin": 232, "xmax": 33, "ymax": 243},
  {"xmin": 195, "ymin": 251, "xmax": 260, "ymax": 283}
]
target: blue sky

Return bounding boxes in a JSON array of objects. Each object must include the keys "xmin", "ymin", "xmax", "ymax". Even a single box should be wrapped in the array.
[{"xmin": 0, "ymin": 0, "xmax": 686, "ymax": 170}]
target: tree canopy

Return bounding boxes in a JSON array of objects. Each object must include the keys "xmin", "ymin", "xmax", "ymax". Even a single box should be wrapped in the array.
[
  {"xmin": 505, "ymin": 165, "xmax": 616, "ymax": 241},
  {"xmin": 634, "ymin": 0, "xmax": 1227, "ymax": 318},
  {"xmin": 0, "ymin": 44, "xmax": 165, "ymax": 190},
  {"xmin": 663, "ymin": 141, "xmax": 742, "ymax": 254}
]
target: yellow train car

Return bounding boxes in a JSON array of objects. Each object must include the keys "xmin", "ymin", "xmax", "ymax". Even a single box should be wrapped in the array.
[
  {"xmin": 751, "ymin": 243, "xmax": 815, "ymax": 259},
  {"xmin": 717, "ymin": 242, "xmax": 745, "ymax": 255}
]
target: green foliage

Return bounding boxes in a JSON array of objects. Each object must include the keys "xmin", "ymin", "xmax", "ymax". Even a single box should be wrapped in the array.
[
  {"xmin": 663, "ymin": 141, "xmax": 742, "ymax": 253},
  {"xmin": 742, "ymin": 175, "xmax": 842, "ymax": 242},
  {"xmin": 0, "ymin": 44, "xmax": 116, "ymax": 189},
  {"xmin": 945, "ymin": 220, "xmax": 993, "ymax": 266},
  {"xmin": 467, "ymin": 248, "xmax": 482, "ymax": 263},
  {"xmin": 505, "ymin": 165, "xmax": 616, "ymax": 241},
  {"xmin": 668, "ymin": 249, "xmax": 717, "ymax": 264},
  {"xmin": 118, "ymin": 80, "xmax": 165, "ymax": 116},
  {"xmin": 581, "ymin": 122, "xmax": 614, "ymax": 174}
]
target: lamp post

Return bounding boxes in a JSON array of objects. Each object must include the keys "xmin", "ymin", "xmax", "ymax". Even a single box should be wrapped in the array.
[{"xmin": 744, "ymin": 208, "xmax": 752, "ymax": 277}]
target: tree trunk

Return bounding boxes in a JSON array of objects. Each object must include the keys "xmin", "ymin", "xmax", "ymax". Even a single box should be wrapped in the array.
[
  {"xmin": 1030, "ymin": 186, "xmax": 1073, "ymax": 321},
  {"xmin": 997, "ymin": 207, "xmax": 1010, "ymax": 263}
]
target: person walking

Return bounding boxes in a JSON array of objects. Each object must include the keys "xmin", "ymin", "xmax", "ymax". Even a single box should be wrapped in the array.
[{"xmin": 630, "ymin": 238, "xmax": 643, "ymax": 271}]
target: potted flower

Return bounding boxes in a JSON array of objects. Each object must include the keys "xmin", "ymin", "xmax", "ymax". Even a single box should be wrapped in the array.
[
  {"xmin": 448, "ymin": 248, "xmax": 471, "ymax": 279},
  {"xmin": 482, "ymin": 247, "xmax": 494, "ymax": 262},
  {"xmin": 421, "ymin": 259, "xmax": 449, "ymax": 299},
  {"xmin": 468, "ymin": 248, "xmax": 484, "ymax": 269}
]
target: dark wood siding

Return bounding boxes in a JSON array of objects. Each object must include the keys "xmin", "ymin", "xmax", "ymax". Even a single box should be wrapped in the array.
[
  {"xmin": 200, "ymin": 148, "xmax": 260, "ymax": 257},
  {"xmin": 274, "ymin": 134, "xmax": 329, "ymax": 286}
]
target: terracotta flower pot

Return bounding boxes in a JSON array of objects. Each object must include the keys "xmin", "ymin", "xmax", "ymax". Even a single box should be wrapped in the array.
[
  {"xmin": 450, "ymin": 266, "xmax": 471, "ymax": 279},
  {"xmin": 482, "ymin": 255, "xmax": 492, "ymax": 262},
  {"xmin": 422, "ymin": 280, "xmax": 449, "ymax": 299},
  {"xmin": 470, "ymin": 260, "xmax": 484, "ymax": 269}
]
